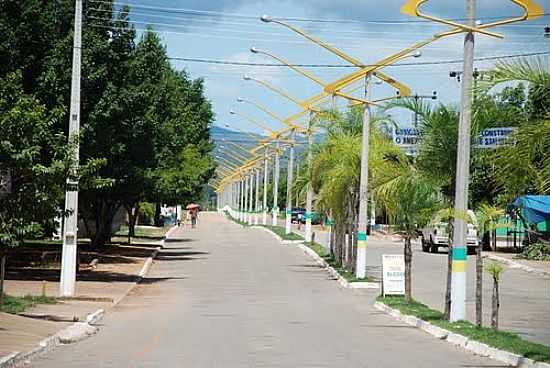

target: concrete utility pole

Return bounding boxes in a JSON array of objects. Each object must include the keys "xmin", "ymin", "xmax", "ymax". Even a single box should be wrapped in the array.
[
  {"xmin": 263, "ymin": 148, "xmax": 269, "ymax": 225},
  {"xmin": 272, "ymin": 141, "xmax": 280, "ymax": 226},
  {"xmin": 60, "ymin": 0, "xmax": 83, "ymax": 297},
  {"xmin": 248, "ymin": 172, "xmax": 254, "ymax": 225},
  {"xmin": 451, "ymin": 0, "xmax": 476, "ymax": 322},
  {"xmin": 239, "ymin": 178, "xmax": 244, "ymax": 221},
  {"xmin": 304, "ymin": 112, "xmax": 314, "ymax": 243},
  {"xmin": 285, "ymin": 134, "xmax": 295, "ymax": 234},
  {"xmin": 355, "ymin": 75, "xmax": 371, "ymax": 279},
  {"xmin": 255, "ymin": 168, "xmax": 260, "ymax": 225},
  {"xmin": 244, "ymin": 174, "xmax": 249, "ymax": 224}
]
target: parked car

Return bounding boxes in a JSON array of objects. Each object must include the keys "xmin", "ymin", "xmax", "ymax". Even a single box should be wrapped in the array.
[
  {"xmin": 290, "ymin": 207, "xmax": 306, "ymax": 223},
  {"xmin": 421, "ymin": 210, "xmax": 479, "ymax": 253}
]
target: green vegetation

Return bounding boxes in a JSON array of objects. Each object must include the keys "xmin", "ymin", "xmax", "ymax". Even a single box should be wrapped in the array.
[
  {"xmin": 518, "ymin": 240, "xmax": 550, "ymax": 261},
  {"xmin": 261, "ymin": 225, "xmax": 303, "ymax": 241},
  {"xmin": 2, "ymin": 294, "xmax": 57, "ymax": 314},
  {"xmin": 378, "ymin": 296, "xmax": 550, "ymax": 363},
  {"xmin": 115, "ymin": 225, "xmax": 171, "ymax": 240},
  {"xmin": 304, "ymin": 242, "xmax": 371, "ymax": 283}
]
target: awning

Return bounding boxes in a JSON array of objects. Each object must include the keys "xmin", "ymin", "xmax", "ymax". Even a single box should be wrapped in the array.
[{"xmin": 510, "ymin": 195, "xmax": 550, "ymax": 224}]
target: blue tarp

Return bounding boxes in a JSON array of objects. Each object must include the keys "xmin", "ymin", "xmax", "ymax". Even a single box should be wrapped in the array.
[{"xmin": 510, "ymin": 195, "xmax": 550, "ymax": 224}]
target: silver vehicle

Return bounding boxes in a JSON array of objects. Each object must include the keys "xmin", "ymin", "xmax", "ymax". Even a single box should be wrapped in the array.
[{"xmin": 421, "ymin": 211, "xmax": 479, "ymax": 253}]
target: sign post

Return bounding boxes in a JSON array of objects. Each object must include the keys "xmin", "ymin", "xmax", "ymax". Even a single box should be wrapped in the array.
[{"xmin": 382, "ymin": 254, "xmax": 405, "ymax": 297}]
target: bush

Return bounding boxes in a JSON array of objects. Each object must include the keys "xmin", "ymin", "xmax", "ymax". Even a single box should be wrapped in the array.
[
  {"xmin": 518, "ymin": 240, "xmax": 550, "ymax": 261},
  {"xmin": 138, "ymin": 202, "xmax": 155, "ymax": 225}
]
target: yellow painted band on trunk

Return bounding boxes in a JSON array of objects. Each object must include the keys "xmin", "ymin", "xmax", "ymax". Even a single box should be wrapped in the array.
[
  {"xmin": 357, "ymin": 240, "xmax": 367, "ymax": 249},
  {"xmin": 452, "ymin": 260, "xmax": 466, "ymax": 272}
]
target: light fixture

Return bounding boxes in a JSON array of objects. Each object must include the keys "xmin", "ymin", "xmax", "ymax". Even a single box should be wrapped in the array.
[
  {"xmin": 250, "ymin": 46, "xmax": 259, "ymax": 54},
  {"xmin": 260, "ymin": 15, "xmax": 272, "ymax": 23},
  {"xmin": 243, "ymin": 74, "xmax": 251, "ymax": 80},
  {"xmin": 236, "ymin": 97, "xmax": 244, "ymax": 102}
]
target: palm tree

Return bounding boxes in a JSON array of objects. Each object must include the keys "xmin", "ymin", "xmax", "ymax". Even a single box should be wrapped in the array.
[
  {"xmin": 293, "ymin": 107, "xmax": 399, "ymax": 271},
  {"xmin": 374, "ymin": 154, "xmax": 442, "ymax": 302},
  {"xmin": 477, "ymin": 57, "xmax": 550, "ymax": 199},
  {"xmin": 485, "ymin": 261, "xmax": 504, "ymax": 329}
]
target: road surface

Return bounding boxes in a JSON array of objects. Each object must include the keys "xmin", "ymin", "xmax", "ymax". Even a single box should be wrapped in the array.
[
  {"xmin": 32, "ymin": 213, "xmax": 499, "ymax": 367},
  {"xmin": 288, "ymin": 222, "xmax": 550, "ymax": 345}
]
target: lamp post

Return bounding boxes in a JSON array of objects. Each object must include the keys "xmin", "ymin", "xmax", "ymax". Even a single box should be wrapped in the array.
[{"xmin": 263, "ymin": 148, "xmax": 269, "ymax": 225}]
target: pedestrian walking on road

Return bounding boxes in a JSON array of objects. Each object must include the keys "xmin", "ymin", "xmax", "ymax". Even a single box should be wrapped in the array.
[{"xmin": 186, "ymin": 203, "xmax": 200, "ymax": 229}]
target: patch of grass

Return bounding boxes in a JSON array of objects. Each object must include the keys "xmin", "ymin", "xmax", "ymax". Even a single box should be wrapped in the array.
[
  {"xmin": 115, "ymin": 225, "xmax": 170, "ymax": 239},
  {"xmin": 378, "ymin": 295, "xmax": 550, "ymax": 363},
  {"xmin": 260, "ymin": 225, "xmax": 303, "ymax": 241},
  {"xmin": 2, "ymin": 294, "xmax": 57, "ymax": 314},
  {"xmin": 304, "ymin": 241, "xmax": 371, "ymax": 283},
  {"xmin": 224, "ymin": 211, "xmax": 251, "ymax": 227}
]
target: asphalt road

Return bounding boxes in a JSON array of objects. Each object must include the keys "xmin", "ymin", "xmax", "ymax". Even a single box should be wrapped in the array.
[
  {"xmin": 31, "ymin": 213, "xmax": 501, "ymax": 367},
  {"xmin": 292, "ymin": 224, "xmax": 550, "ymax": 345}
]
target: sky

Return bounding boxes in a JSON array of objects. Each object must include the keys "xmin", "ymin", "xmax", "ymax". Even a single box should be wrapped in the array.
[{"xmin": 98, "ymin": 0, "xmax": 550, "ymax": 134}]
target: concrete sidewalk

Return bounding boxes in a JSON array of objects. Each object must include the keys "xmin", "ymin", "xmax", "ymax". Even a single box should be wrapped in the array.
[{"xmin": 0, "ymin": 239, "xmax": 162, "ymax": 360}]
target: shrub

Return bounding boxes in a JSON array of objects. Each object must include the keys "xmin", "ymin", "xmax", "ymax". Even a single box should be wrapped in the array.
[
  {"xmin": 138, "ymin": 202, "xmax": 155, "ymax": 225},
  {"xmin": 518, "ymin": 240, "xmax": 550, "ymax": 261}
]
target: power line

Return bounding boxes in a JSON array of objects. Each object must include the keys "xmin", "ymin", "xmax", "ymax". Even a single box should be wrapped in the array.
[
  {"xmin": 89, "ymin": 0, "xmax": 550, "ymax": 26},
  {"xmin": 167, "ymin": 50, "xmax": 550, "ymax": 68}
]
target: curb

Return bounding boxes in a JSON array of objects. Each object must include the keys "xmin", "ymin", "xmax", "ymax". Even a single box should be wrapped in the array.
[
  {"xmin": 0, "ymin": 225, "xmax": 177, "ymax": 368},
  {"xmin": 0, "ymin": 308, "xmax": 105, "ymax": 368},
  {"xmin": 250, "ymin": 225, "xmax": 304, "ymax": 245},
  {"xmin": 297, "ymin": 243, "xmax": 379, "ymax": 290},
  {"xmin": 484, "ymin": 254, "xmax": 550, "ymax": 278},
  {"xmin": 248, "ymin": 223, "xmax": 379, "ymax": 290},
  {"xmin": 373, "ymin": 301, "xmax": 550, "ymax": 368}
]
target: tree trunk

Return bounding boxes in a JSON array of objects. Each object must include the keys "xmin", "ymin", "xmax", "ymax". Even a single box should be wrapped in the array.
[
  {"xmin": 476, "ymin": 239, "xmax": 483, "ymax": 327},
  {"xmin": 491, "ymin": 277, "xmax": 499, "ymax": 329},
  {"xmin": 154, "ymin": 202, "xmax": 162, "ymax": 227},
  {"xmin": 492, "ymin": 228, "xmax": 497, "ymax": 251},
  {"xmin": 0, "ymin": 249, "xmax": 6, "ymax": 309},
  {"xmin": 125, "ymin": 203, "xmax": 140, "ymax": 244},
  {"xmin": 444, "ymin": 242, "xmax": 453, "ymax": 320},
  {"xmin": 404, "ymin": 235, "xmax": 413, "ymax": 302},
  {"xmin": 444, "ymin": 222, "xmax": 453, "ymax": 320}
]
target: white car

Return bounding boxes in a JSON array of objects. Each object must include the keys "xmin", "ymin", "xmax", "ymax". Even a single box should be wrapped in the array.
[{"xmin": 421, "ymin": 211, "xmax": 479, "ymax": 253}]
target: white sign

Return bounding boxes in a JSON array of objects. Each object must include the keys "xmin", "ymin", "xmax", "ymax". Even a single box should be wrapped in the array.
[
  {"xmin": 382, "ymin": 254, "xmax": 405, "ymax": 296},
  {"xmin": 475, "ymin": 127, "xmax": 516, "ymax": 148}
]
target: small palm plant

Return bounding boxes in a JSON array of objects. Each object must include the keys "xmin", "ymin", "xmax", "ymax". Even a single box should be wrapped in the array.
[{"xmin": 485, "ymin": 261, "xmax": 505, "ymax": 329}]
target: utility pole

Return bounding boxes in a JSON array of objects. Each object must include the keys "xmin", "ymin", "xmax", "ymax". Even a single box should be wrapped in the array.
[
  {"xmin": 272, "ymin": 141, "xmax": 280, "ymax": 226},
  {"xmin": 255, "ymin": 168, "xmax": 260, "ymax": 225},
  {"xmin": 304, "ymin": 112, "xmax": 314, "ymax": 243},
  {"xmin": 60, "ymin": 0, "xmax": 83, "ymax": 297},
  {"xmin": 355, "ymin": 74, "xmax": 371, "ymax": 279},
  {"xmin": 451, "ymin": 0, "xmax": 476, "ymax": 323},
  {"xmin": 285, "ymin": 133, "xmax": 295, "ymax": 234},
  {"xmin": 248, "ymin": 172, "xmax": 254, "ymax": 225},
  {"xmin": 263, "ymin": 148, "xmax": 269, "ymax": 225},
  {"xmin": 412, "ymin": 92, "xmax": 437, "ymax": 128}
]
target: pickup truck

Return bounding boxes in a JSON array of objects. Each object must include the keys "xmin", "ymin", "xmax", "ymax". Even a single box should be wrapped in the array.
[{"xmin": 421, "ymin": 211, "xmax": 479, "ymax": 253}]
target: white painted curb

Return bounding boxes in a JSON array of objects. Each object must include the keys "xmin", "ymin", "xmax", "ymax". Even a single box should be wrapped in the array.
[
  {"xmin": 0, "ymin": 226, "xmax": 177, "ymax": 367},
  {"xmin": 250, "ymin": 225, "xmax": 304, "ymax": 245},
  {"xmin": 374, "ymin": 301, "xmax": 549, "ymax": 367},
  {"xmin": 296, "ymin": 242, "xmax": 379, "ymax": 290},
  {"xmin": 484, "ymin": 254, "xmax": 550, "ymax": 278},
  {"xmin": 0, "ymin": 308, "xmax": 105, "ymax": 368}
]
